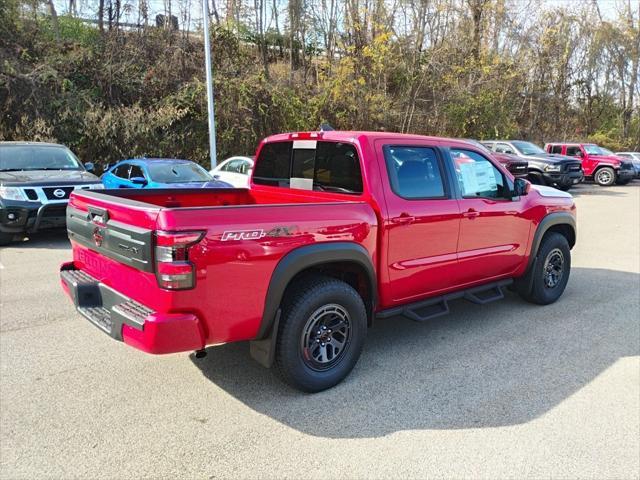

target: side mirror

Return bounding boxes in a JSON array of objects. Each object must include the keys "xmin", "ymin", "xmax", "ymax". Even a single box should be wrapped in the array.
[
  {"xmin": 513, "ymin": 178, "xmax": 530, "ymax": 197},
  {"xmin": 130, "ymin": 176, "xmax": 147, "ymax": 186},
  {"xmin": 84, "ymin": 162, "xmax": 95, "ymax": 173}
]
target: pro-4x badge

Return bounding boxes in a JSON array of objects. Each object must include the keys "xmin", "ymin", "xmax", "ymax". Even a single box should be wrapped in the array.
[{"xmin": 221, "ymin": 230, "xmax": 266, "ymax": 241}]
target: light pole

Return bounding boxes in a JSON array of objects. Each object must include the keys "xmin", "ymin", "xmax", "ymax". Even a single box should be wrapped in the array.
[{"xmin": 202, "ymin": 0, "xmax": 217, "ymax": 169}]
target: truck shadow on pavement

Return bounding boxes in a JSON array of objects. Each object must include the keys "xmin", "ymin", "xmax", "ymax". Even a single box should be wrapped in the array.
[
  {"xmin": 569, "ymin": 182, "xmax": 638, "ymax": 197},
  {"xmin": 190, "ymin": 267, "xmax": 639, "ymax": 438}
]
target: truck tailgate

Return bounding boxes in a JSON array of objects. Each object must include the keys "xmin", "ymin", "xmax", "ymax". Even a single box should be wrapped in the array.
[{"xmin": 66, "ymin": 190, "xmax": 160, "ymax": 273}]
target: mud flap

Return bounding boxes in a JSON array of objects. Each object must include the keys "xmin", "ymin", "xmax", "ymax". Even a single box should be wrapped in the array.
[{"xmin": 249, "ymin": 309, "xmax": 281, "ymax": 368}]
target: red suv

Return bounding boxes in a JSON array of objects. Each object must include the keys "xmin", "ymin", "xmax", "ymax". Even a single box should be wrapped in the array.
[
  {"xmin": 60, "ymin": 131, "xmax": 577, "ymax": 391},
  {"xmin": 545, "ymin": 143, "xmax": 635, "ymax": 186}
]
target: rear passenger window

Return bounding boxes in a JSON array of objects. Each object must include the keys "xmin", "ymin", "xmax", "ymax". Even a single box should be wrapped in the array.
[
  {"xmin": 383, "ymin": 146, "xmax": 446, "ymax": 199},
  {"xmin": 253, "ymin": 140, "xmax": 363, "ymax": 194},
  {"xmin": 566, "ymin": 146, "xmax": 581, "ymax": 157},
  {"xmin": 495, "ymin": 143, "xmax": 514, "ymax": 154},
  {"xmin": 549, "ymin": 145, "xmax": 562, "ymax": 154},
  {"xmin": 114, "ymin": 164, "xmax": 130, "ymax": 178},
  {"xmin": 129, "ymin": 165, "xmax": 144, "ymax": 179}
]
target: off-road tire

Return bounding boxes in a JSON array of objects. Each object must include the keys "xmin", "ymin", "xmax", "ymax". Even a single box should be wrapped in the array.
[
  {"xmin": 516, "ymin": 232, "xmax": 571, "ymax": 305},
  {"xmin": 274, "ymin": 275, "xmax": 367, "ymax": 392},
  {"xmin": 595, "ymin": 167, "xmax": 616, "ymax": 186}
]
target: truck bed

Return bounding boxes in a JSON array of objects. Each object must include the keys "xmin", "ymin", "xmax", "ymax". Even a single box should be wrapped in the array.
[
  {"xmin": 63, "ymin": 186, "xmax": 378, "ymax": 350},
  {"xmin": 82, "ymin": 186, "xmax": 358, "ymax": 209}
]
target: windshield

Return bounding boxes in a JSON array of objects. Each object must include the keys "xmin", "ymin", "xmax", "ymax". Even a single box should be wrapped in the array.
[
  {"xmin": 146, "ymin": 162, "xmax": 212, "ymax": 183},
  {"xmin": 0, "ymin": 145, "xmax": 83, "ymax": 171},
  {"xmin": 583, "ymin": 145, "xmax": 605, "ymax": 155},
  {"xmin": 511, "ymin": 141, "xmax": 546, "ymax": 155},
  {"xmin": 600, "ymin": 147, "xmax": 614, "ymax": 155}
]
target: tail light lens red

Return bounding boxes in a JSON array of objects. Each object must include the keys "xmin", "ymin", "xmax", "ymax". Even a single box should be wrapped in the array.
[{"xmin": 155, "ymin": 231, "xmax": 205, "ymax": 290}]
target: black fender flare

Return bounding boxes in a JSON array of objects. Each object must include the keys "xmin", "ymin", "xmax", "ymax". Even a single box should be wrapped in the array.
[
  {"xmin": 526, "ymin": 211, "xmax": 576, "ymax": 272},
  {"xmin": 256, "ymin": 242, "xmax": 377, "ymax": 340},
  {"xmin": 249, "ymin": 242, "xmax": 377, "ymax": 368}
]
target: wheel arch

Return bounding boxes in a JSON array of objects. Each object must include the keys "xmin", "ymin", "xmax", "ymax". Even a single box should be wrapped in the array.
[
  {"xmin": 256, "ymin": 242, "xmax": 377, "ymax": 341},
  {"xmin": 527, "ymin": 212, "xmax": 576, "ymax": 272}
]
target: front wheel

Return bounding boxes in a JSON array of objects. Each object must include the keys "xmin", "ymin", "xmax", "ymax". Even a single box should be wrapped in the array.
[
  {"xmin": 517, "ymin": 232, "xmax": 571, "ymax": 305},
  {"xmin": 274, "ymin": 275, "xmax": 367, "ymax": 392},
  {"xmin": 595, "ymin": 167, "xmax": 616, "ymax": 186}
]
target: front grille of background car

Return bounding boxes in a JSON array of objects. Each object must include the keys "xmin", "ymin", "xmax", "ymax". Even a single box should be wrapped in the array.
[
  {"xmin": 23, "ymin": 189, "xmax": 38, "ymax": 200},
  {"xmin": 565, "ymin": 163, "xmax": 582, "ymax": 172},
  {"xmin": 42, "ymin": 186, "xmax": 75, "ymax": 200}
]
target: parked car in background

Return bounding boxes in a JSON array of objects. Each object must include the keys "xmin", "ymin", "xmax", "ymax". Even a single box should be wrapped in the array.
[
  {"xmin": 0, "ymin": 142, "xmax": 103, "ymax": 246},
  {"xmin": 483, "ymin": 140, "xmax": 583, "ymax": 191},
  {"xmin": 60, "ymin": 131, "xmax": 577, "ymax": 392},
  {"xmin": 615, "ymin": 152, "xmax": 640, "ymax": 178},
  {"xmin": 210, "ymin": 156, "xmax": 254, "ymax": 188},
  {"xmin": 545, "ymin": 143, "xmax": 635, "ymax": 186},
  {"xmin": 102, "ymin": 158, "xmax": 232, "ymax": 189},
  {"xmin": 463, "ymin": 140, "xmax": 528, "ymax": 178}
]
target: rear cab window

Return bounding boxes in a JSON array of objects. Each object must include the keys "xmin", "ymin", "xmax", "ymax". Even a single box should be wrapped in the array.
[{"xmin": 252, "ymin": 140, "xmax": 363, "ymax": 194}]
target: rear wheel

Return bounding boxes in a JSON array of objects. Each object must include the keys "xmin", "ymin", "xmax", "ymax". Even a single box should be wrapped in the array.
[
  {"xmin": 595, "ymin": 167, "xmax": 616, "ymax": 186},
  {"xmin": 0, "ymin": 232, "xmax": 13, "ymax": 246},
  {"xmin": 274, "ymin": 275, "xmax": 367, "ymax": 392},
  {"xmin": 517, "ymin": 232, "xmax": 571, "ymax": 305}
]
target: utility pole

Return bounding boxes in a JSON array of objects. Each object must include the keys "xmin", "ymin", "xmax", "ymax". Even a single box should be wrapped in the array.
[{"xmin": 202, "ymin": 0, "xmax": 217, "ymax": 168}]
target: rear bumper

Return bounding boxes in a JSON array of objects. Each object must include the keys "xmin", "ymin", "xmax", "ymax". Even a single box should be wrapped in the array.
[{"xmin": 60, "ymin": 262, "xmax": 204, "ymax": 354}]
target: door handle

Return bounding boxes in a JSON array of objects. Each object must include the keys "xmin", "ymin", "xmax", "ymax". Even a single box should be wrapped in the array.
[
  {"xmin": 463, "ymin": 208, "xmax": 480, "ymax": 219},
  {"xmin": 391, "ymin": 213, "xmax": 416, "ymax": 225}
]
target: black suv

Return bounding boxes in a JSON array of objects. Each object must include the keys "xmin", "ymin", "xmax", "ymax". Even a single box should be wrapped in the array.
[
  {"xmin": 482, "ymin": 140, "xmax": 583, "ymax": 191},
  {"xmin": 0, "ymin": 142, "xmax": 102, "ymax": 245}
]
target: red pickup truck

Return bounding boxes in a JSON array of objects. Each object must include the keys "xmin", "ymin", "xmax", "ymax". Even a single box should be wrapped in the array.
[
  {"xmin": 545, "ymin": 142, "xmax": 635, "ymax": 186},
  {"xmin": 60, "ymin": 132, "xmax": 577, "ymax": 392}
]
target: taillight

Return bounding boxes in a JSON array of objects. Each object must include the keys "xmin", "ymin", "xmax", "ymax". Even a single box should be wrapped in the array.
[{"xmin": 155, "ymin": 231, "xmax": 205, "ymax": 290}]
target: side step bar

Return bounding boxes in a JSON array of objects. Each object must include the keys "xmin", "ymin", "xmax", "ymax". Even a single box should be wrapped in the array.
[{"xmin": 376, "ymin": 279, "xmax": 512, "ymax": 322}]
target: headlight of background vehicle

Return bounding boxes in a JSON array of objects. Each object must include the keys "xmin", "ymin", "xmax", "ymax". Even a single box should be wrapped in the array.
[
  {"xmin": 0, "ymin": 186, "xmax": 27, "ymax": 201},
  {"xmin": 544, "ymin": 165, "xmax": 562, "ymax": 172}
]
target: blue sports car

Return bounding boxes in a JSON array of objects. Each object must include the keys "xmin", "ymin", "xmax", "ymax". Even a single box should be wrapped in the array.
[{"xmin": 101, "ymin": 158, "xmax": 233, "ymax": 189}]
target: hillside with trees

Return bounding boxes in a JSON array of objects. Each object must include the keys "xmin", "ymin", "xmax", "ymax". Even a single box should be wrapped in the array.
[{"xmin": 1, "ymin": 0, "xmax": 638, "ymax": 167}]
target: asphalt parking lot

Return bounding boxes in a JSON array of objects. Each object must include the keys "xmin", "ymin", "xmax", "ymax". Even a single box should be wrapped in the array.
[{"xmin": 1, "ymin": 183, "xmax": 639, "ymax": 479}]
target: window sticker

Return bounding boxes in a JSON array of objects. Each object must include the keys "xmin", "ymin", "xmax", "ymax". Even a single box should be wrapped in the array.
[{"xmin": 460, "ymin": 161, "xmax": 497, "ymax": 195}]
